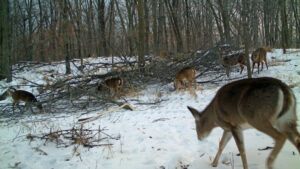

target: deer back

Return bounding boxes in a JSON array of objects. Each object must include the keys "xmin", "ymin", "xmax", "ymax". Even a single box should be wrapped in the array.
[
  {"xmin": 221, "ymin": 53, "xmax": 247, "ymax": 67},
  {"xmin": 12, "ymin": 90, "xmax": 38, "ymax": 103},
  {"xmin": 175, "ymin": 67, "xmax": 196, "ymax": 81},
  {"xmin": 197, "ymin": 77, "xmax": 295, "ymax": 130}
]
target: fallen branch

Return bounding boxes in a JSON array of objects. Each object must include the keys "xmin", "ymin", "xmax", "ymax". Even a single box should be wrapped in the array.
[{"xmin": 78, "ymin": 103, "xmax": 134, "ymax": 124}]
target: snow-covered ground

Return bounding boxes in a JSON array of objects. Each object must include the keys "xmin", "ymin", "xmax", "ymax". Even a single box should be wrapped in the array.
[{"xmin": 0, "ymin": 49, "xmax": 299, "ymax": 169}]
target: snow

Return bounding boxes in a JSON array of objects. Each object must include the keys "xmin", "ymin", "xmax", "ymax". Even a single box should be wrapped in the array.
[{"xmin": 0, "ymin": 49, "xmax": 300, "ymax": 169}]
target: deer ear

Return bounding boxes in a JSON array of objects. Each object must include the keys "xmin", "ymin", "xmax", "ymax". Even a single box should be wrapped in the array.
[{"xmin": 187, "ymin": 106, "xmax": 202, "ymax": 119}]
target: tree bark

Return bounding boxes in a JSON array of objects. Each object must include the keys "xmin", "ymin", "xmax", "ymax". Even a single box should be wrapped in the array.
[
  {"xmin": 144, "ymin": 0, "xmax": 150, "ymax": 55},
  {"xmin": 242, "ymin": 0, "xmax": 252, "ymax": 78},
  {"xmin": 164, "ymin": 0, "xmax": 183, "ymax": 53},
  {"xmin": 152, "ymin": 0, "xmax": 159, "ymax": 56},
  {"xmin": 98, "ymin": 0, "xmax": 108, "ymax": 56},
  {"xmin": 279, "ymin": 0, "xmax": 288, "ymax": 53},
  {"xmin": 138, "ymin": 0, "xmax": 145, "ymax": 68},
  {"xmin": 0, "ymin": 0, "xmax": 12, "ymax": 81},
  {"xmin": 217, "ymin": 0, "xmax": 231, "ymax": 43},
  {"xmin": 62, "ymin": 0, "xmax": 71, "ymax": 74}
]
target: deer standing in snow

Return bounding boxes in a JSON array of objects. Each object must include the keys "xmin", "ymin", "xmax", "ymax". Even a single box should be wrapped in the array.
[
  {"xmin": 174, "ymin": 67, "xmax": 197, "ymax": 91},
  {"xmin": 220, "ymin": 52, "xmax": 248, "ymax": 77},
  {"xmin": 251, "ymin": 47, "xmax": 272, "ymax": 74},
  {"xmin": 7, "ymin": 88, "xmax": 43, "ymax": 113}
]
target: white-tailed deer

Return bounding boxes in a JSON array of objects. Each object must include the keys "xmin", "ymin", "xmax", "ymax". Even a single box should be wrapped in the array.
[
  {"xmin": 220, "ymin": 52, "xmax": 248, "ymax": 77},
  {"xmin": 251, "ymin": 47, "xmax": 270, "ymax": 74},
  {"xmin": 98, "ymin": 77, "xmax": 123, "ymax": 97},
  {"xmin": 187, "ymin": 77, "xmax": 299, "ymax": 169},
  {"xmin": 8, "ymin": 88, "xmax": 43, "ymax": 113},
  {"xmin": 174, "ymin": 67, "xmax": 197, "ymax": 91}
]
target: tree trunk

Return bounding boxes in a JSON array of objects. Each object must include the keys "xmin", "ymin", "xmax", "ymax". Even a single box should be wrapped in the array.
[
  {"xmin": 291, "ymin": 0, "xmax": 300, "ymax": 47},
  {"xmin": 242, "ymin": 0, "xmax": 252, "ymax": 78},
  {"xmin": 279, "ymin": 0, "xmax": 288, "ymax": 53},
  {"xmin": 126, "ymin": 1, "xmax": 135, "ymax": 56},
  {"xmin": 217, "ymin": 0, "xmax": 231, "ymax": 43},
  {"xmin": 63, "ymin": 0, "xmax": 71, "ymax": 74},
  {"xmin": 144, "ymin": 0, "xmax": 150, "ymax": 55},
  {"xmin": 108, "ymin": 0, "xmax": 115, "ymax": 56},
  {"xmin": 185, "ymin": 0, "xmax": 191, "ymax": 52},
  {"xmin": 263, "ymin": 0, "xmax": 271, "ymax": 46},
  {"xmin": 152, "ymin": 0, "xmax": 159, "ymax": 56},
  {"xmin": 98, "ymin": 0, "xmax": 108, "ymax": 56},
  {"xmin": 164, "ymin": 0, "xmax": 183, "ymax": 53},
  {"xmin": 138, "ymin": 0, "xmax": 145, "ymax": 68},
  {"xmin": 207, "ymin": 0, "xmax": 224, "ymax": 43},
  {"xmin": 38, "ymin": 0, "xmax": 46, "ymax": 62},
  {"xmin": 0, "ymin": 0, "xmax": 12, "ymax": 81}
]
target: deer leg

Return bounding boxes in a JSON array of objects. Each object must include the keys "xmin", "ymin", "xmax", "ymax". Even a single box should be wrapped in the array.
[
  {"xmin": 212, "ymin": 130, "xmax": 232, "ymax": 167},
  {"xmin": 252, "ymin": 63, "xmax": 255, "ymax": 74},
  {"xmin": 267, "ymin": 138, "xmax": 285, "ymax": 169},
  {"xmin": 188, "ymin": 80, "xmax": 192, "ymax": 90},
  {"xmin": 251, "ymin": 122, "xmax": 286, "ymax": 169},
  {"xmin": 12, "ymin": 103, "xmax": 15, "ymax": 113},
  {"xmin": 28, "ymin": 103, "xmax": 35, "ymax": 114},
  {"xmin": 231, "ymin": 128, "xmax": 249, "ymax": 169},
  {"xmin": 265, "ymin": 59, "xmax": 268, "ymax": 70},
  {"xmin": 181, "ymin": 80, "xmax": 186, "ymax": 90},
  {"xmin": 174, "ymin": 80, "xmax": 178, "ymax": 91},
  {"xmin": 284, "ymin": 122, "xmax": 300, "ymax": 154},
  {"xmin": 193, "ymin": 79, "xmax": 197, "ymax": 89},
  {"xmin": 240, "ymin": 65, "xmax": 244, "ymax": 74},
  {"xmin": 225, "ymin": 67, "xmax": 230, "ymax": 77},
  {"xmin": 261, "ymin": 61, "xmax": 264, "ymax": 71},
  {"xmin": 257, "ymin": 62, "xmax": 260, "ymax": 74}
]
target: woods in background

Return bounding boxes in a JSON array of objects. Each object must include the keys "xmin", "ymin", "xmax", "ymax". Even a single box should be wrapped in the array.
[{"xmin": 1, "ymin": 0, "xmax": 300, "ymax": 80}]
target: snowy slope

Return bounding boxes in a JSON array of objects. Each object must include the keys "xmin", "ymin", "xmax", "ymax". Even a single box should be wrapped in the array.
[{"xmin": 0, "ymin": 49, "xmax": 299, "ymax": 169}]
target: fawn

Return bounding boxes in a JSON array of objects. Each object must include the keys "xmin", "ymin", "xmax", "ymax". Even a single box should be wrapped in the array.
[
  {"xmin": 251, "ymin": 47, "xmax": 271, "ymax": 74},
  {"xmin": 174, "ymin": 67, "xmax": 197, "ymax": 91},
  {"xmin": 98, "ymin": 77, "xmax": 123, "ymax": 97},
  {"xmin": 187, "ymin": 77, "xmax": 299, "ymax": 169}
]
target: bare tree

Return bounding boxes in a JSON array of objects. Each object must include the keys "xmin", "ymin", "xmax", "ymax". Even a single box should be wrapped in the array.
[
  {"xmin": 0, "ymin": 0, "xmax": 12, "ymax": 81},
  {"xmin": 279, "ymin": 0, "xmax": 288, "ymax": 53},
  {"xmin": 242, "ymin": 0, "xmax": 252, "ymax": 78},
  {"xmin": 97, "ymin": 0, "xmax": 108, "ymax": 56},
  {"xmin": 138, "ymin": 0, "xmax": 145, "ymax": 68}
]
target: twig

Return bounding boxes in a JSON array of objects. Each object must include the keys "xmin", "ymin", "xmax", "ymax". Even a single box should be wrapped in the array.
[{"xmin": 258, "ymin": 146, "xmax": 273, "ymax": 151}]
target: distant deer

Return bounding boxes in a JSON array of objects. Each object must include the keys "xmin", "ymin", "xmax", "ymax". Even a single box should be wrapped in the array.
[
  {"xmin": 187, "ymin": 77, "xmax": 299, "ymax": 169},
  {"xmin": 220, "ymin": 52, "xmax": 248, "ymax": 77},
  {"xmin": 98, "ymin": 77, "xmax": 123, "ymax": 97},
  {"xmin": 174, "ymin": 67, "xmax": 197, "ymax": 91},
  {"xmin": 251, "ymin": 47, "xmax": 271, "ymax": 74},
  {"xmin": 8, "ymin": 88, "xmax": 43, "ymax": 113}
]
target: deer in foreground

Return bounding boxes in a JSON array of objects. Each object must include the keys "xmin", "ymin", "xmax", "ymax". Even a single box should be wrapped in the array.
[
  {"xmin": 251, "ymin": 47, "xmax": 271, "ymax": 74},
  {"xmin": 174, "ymin": 67, "xmax": 197, "ymax": 91},
  {"xmin": 7, "ymin": 88, "xmax": 43, "ymax": 113},
  {"xmin": 187, "ymin": 77, "xmax": 299, "ymax": 169},
  {"xmin": 220, "ymin": 52, "xmax": 248, "ymax": 77},
  {"xmin": 98, "ymin": 77, "xmax": 123, "ymax": 97}
]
